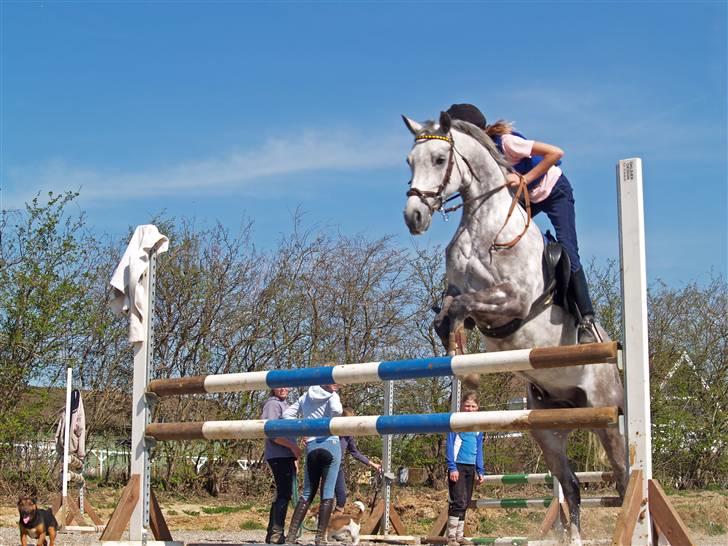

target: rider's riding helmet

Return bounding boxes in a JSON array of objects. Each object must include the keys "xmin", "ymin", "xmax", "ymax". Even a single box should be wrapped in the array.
[{"xmin": 446, "ymin": 103, "xmax": 487, "ymax": 129}]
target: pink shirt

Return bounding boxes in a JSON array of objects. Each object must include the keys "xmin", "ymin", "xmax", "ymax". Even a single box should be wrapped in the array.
[{"xmin": 500, "ymin": 134, "xmax": 562, "ymax": 204}]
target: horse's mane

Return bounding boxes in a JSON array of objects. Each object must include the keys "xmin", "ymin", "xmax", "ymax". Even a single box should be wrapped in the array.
[
  {"xmin": 450, "ymin": 120, "xmax": 512, "ymax": 171},
  {"xmin": 418, "ymin": 118, "xmax": 511, "ymax": 171}
]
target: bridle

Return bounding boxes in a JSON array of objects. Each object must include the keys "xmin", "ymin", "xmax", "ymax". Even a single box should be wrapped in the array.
[
  {"xmin": 405, "ymin": 134, "xmax": 456, "ymax": 214},
  {"xmin": 406, "ymin": 130, "xmax": 533, "ymax": 251}
]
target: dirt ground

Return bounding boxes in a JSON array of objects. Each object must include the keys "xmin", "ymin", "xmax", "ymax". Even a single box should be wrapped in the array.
[{"xmin": 0, "ymin": 485, "xmax": 726, "ymax": 545}]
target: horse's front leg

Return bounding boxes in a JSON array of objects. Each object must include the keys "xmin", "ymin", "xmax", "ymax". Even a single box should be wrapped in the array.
[
  {"xmin": 433, "ymin": 290, "xmax": 479, "ymax": 352},
  {"xmin": 446, "ymin": 281, "xmax": 531, "ymax": 335}
]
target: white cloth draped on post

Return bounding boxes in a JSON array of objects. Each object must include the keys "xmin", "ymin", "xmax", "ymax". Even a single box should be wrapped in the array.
[
  {"xmin": 109, "ymin": 225, "xmax": 169, "ymax": 342},
  {"xmin": 55, "ymin": 389, "xmax": 86, "ymax": 461},
  {"xmin": 56, "ymin": 389, "xmax": 86, "ymax": 484}
]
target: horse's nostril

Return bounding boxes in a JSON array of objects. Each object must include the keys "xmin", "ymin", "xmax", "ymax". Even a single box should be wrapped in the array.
[{"xmin": 415, "ymin": 210, "xmax": 421, "ymax": 224}]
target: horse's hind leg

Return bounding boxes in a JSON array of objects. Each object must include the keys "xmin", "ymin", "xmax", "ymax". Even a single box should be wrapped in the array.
[
  {"xmin": 593, "ymin": 427, "xmax": 628, "ymax": 498},
  {"xmin": 530, "ymin": 429, "xmax": 583, "ymax": 546}
]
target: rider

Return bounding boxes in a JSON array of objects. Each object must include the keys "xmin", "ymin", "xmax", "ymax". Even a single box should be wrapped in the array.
[{"xmin": 446, "ymin": 103, "xmax": 598, "ymax": 344}]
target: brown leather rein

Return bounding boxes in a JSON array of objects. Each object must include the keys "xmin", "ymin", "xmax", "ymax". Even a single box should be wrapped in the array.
[{"xmin": 407, "ymin": 132, "xmax": 532, "ymax": 251}]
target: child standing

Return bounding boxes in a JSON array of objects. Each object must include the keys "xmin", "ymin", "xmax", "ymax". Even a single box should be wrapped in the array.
[{"xmin": 446, "ymin": 392, "xmax": 485, "ymax": 546}]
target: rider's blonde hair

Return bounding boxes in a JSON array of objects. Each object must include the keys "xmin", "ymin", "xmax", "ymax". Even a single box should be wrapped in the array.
[{"xmin": 485, "ymin": 119, "xmax": 514, "ymax": 137}]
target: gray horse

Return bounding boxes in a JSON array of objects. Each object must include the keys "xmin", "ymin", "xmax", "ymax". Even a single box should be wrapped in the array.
[{"xmin": 402, "ymin": 112, "xmax": 627, "ymax": 545}]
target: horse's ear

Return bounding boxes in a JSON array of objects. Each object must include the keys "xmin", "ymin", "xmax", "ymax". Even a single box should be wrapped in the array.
[
  {"xmin": 439, "ymin": 111, "xmax": 452, "ymax": 134},
  {"xmin": 402, "ymin": 115, "xmax": 423, "ymax": 135}
]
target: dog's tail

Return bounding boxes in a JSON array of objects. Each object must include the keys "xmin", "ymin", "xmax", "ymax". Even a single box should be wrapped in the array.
[{"xmin": 352, "ymin": 501, "xmax": 366, "ymax": 514}]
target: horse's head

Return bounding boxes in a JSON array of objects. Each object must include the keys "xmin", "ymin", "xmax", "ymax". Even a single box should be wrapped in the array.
[{"xmin": 402, "ymin": 111, "xmax": 462, "ymax": 234}]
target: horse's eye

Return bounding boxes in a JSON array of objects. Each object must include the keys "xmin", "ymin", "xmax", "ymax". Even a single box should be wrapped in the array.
[{"xmin": 435, "ymin": 156, "xmax": 446, "ymax": 166}]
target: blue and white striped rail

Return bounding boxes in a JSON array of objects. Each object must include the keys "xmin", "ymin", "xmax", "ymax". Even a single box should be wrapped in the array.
[
  {"xmin": 147, "ymin": 342, "xmax": 618, "ymax": 396},
  {"xmin": 144, "ymin": 406, "xmax": 618, "ymax": 441}
]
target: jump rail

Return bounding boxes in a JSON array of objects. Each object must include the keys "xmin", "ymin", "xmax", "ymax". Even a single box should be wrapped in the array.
[
  {"xmin": 481, "ymin": 471, "xmax": 614, "ymax": 485},
  {"xmin": 471, "ymin": 497, "xmax": 621, "ymax": 509},
  {"xmin": 147, "ymin": 342, "xmax": 618, "ymax": 396},
  {"xmin": 144, "ymin": 407, "xmax": 619, "ymax": 441}
]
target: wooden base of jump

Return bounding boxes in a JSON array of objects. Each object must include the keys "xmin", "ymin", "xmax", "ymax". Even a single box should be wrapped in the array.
[
  {"xmin": 100, "ymin": 474, "xmax": 174, "ymax": 542},
  {"xmin": 536, "ymin": 499, "xmax": 569, "ymax": 538},
  {"xmin": 612, "ymin": 470, "xmax": 694, "ymax": 546},
  {"xmin": 52, "ymin": 490, "xmax": 104, "ymax": 531},
  {"xmin": 361, "ymin": 499, "xmax": 408, "ymax": 536}
]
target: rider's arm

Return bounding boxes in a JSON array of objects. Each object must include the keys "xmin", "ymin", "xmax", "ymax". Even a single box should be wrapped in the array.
[{"xmin": 525, "ymin": 140, "xmax": 564, "ymax": 184}]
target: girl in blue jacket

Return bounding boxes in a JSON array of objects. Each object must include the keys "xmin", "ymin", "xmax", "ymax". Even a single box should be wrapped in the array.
[{"xmin": 446, "ymin": 392, "xmax": 485, "ymax": 546}]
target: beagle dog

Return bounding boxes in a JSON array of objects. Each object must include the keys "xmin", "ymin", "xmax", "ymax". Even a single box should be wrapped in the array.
[{"xmin": 327, "ymin": 501, "xmax": 367, "ymax": 545}]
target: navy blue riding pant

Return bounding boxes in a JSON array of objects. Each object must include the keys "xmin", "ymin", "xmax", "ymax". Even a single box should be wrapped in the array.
[{"xmin": 531, "ymin": 174, "xmax": 582, "ymax": 272}]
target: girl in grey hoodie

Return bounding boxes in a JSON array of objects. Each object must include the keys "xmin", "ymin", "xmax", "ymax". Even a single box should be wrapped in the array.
[{"xmin": 283, "ymin": 385, "xmax": 343, "ymax": 545}]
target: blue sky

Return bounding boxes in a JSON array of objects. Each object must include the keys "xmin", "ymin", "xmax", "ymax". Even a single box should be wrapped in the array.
[{"xmin": 2, "ymin": 1, "xmax": 726, "ymax": 285}]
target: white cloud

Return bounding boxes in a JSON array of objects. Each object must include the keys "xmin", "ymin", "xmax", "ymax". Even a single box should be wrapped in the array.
[
  {"xmin": 3, "ymin": 129, "xmax": 405, "ymax": 209},
  {"xmin": 494, "ymin": 84, "xmax": 726, "ymax": 164}
]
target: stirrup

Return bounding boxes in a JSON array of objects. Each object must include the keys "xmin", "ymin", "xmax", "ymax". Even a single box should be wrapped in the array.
[{"xmin": 577, "ymin": 316, "xmax": 599, "ymax": 344}]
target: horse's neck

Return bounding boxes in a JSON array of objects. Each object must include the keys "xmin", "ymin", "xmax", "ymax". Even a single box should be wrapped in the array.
[{"xmin": 458, "ymin": 148, "xmax": 535, "ymax": 247}]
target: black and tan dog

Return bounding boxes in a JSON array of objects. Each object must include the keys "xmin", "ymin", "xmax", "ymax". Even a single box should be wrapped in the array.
[{"xmin": 17, "ymin": 496, "xmax": 58, "ymax": 546}]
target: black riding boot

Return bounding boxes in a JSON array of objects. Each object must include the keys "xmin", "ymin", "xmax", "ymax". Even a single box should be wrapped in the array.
[
  {"xmin": 286, "ymin": 499, "xmax": 310, "ymax": 544},
  {"xmin": 570, "ymin": 268, "xmax": 598, "ymax": 344},
  {"xmin": 265, "ymin": 498, "xmax": 289, "ymax": 544},
  {"xmin": 315, "ymin": 498, "xmax": 335, "ymax": 546}
]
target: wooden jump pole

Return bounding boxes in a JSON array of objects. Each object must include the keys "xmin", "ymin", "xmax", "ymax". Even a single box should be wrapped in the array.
[
  {"xmin": 144, "ymin": 407, "xmax": 619, "ymax": 442},
  {"xmin": 147, "ymin": 341, "xmax": 619, "ymax": 396}
]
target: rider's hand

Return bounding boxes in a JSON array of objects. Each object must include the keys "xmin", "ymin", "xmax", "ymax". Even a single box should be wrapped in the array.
[
  {"xmin": 449, "ymin": 470, "xmax": 459, "ymax": 483},
  {"xmin": 372, "ymin": 462, "xmax": 382, "ymax": 472},
  {"xmin": 506, "ymin": 173, "xmax": 522, "ymax": 189}
]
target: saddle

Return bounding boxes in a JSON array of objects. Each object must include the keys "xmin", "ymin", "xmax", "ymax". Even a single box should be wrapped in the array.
[
  {"xmin": 542, "ymin": 230, "xmax": 571, "ymax": 311},
  {"xmin": 478, "ymin": 231, "xmax": 571, "ymax": 339}
]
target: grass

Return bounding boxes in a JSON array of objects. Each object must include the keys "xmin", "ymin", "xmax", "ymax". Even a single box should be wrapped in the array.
[
  {"xmin": 240, "ymin": 519, "xmax": 265, "ymax": 530},
  {"xmin": 182, "ymin": 510, "xmax": 200, "ymax": 516},
  {"xmin": 201, "ymin": 505, "xmax": 244, "ymax": 514}
]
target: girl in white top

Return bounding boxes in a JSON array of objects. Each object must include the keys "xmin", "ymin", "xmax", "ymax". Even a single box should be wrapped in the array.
[{"xmin": 283, "ymin": 385, "xmax": 342, "ymax": 545}]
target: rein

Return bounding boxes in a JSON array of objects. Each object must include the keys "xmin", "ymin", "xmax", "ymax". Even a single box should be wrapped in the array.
[{"xmin": 408, "ymin": 131, "xmax": 533, "ymax": 251}]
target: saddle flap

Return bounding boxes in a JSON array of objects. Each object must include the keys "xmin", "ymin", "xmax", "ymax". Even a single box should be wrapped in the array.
[{"xmin": 542, "ymin": 231, "xmax": 571, "ymax": 309}]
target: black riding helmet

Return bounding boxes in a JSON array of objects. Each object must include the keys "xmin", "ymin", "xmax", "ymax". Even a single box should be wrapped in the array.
[{"xmin": 446, "ymin": 103, "xmax": 487, "ymax": 129}]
